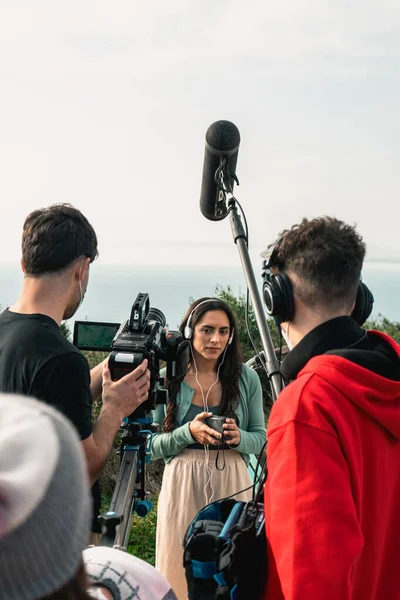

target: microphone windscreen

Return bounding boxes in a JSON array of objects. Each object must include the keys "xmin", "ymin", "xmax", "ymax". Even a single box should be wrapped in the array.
[
  {"xmin": 206, "ymin": 120, "xmax": 241, "ymax": 155},
  {"xmin": 200, "ymin": 120, "xmax": 241, "ymax": 221}
]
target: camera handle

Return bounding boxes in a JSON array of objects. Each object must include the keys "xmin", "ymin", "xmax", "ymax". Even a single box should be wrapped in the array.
[
  {"xmin": 227, "ymin": 197, "xmax": 283, "ymax": 401},
  {"xmin": 98, "ymin": 420, "xmax": 157, "ymax": 549}
]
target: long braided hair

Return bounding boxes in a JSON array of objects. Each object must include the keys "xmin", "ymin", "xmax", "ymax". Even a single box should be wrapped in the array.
[{"xmin": 162, "ymin": 298, "xmax": 243, "ymax": 433}]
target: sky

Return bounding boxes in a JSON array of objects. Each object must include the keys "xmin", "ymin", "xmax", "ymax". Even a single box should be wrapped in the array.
[{"xmin": 0, "ymin": 1, "xmax": 399, "ymax": 269}]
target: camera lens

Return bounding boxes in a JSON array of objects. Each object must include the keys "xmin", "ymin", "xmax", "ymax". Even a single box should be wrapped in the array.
[{"xmin": 148, "ymin": 308, "xmax": 166, "ymax": 328}]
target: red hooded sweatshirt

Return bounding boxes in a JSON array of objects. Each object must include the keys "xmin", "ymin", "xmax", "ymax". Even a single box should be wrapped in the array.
[{"xmin": 264, "ymin": 331, "xmax": 400, "ymax": 600}]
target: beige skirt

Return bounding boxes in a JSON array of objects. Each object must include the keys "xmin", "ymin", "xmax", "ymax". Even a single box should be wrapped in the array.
[{"xmin": 155, "ymin": 449, "xmax": 252, "ymax": 600}]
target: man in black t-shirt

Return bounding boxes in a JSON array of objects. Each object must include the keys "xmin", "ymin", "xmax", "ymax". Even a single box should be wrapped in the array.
[
  {"xmin": 0, "ymin": 311, "xmax": 94, "ymax": 439},
  {"xmin": 0, "ymin": 204, "xmax": 151, "ymax": 536}
]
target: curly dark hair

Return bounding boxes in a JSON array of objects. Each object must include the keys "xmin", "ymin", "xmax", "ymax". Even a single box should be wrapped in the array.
[
  {"xmin": 162, "ymin": 297, "xmax": 244, "ymax": 433},
  {"xmin": 22, "ymin": 203, "xmax": 98, "ymax": 276},
  {"xmin": 265, "ymin": 216, "xmax": 366, "ymax": 310}
]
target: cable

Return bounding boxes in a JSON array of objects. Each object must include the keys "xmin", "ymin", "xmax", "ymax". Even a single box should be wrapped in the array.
[
  {"xmin": 190, "ymin": 343, "xmax": 228, "ymax": 506},
  {"xmin": 188, "ymin": 350, "xmax": 269, "ymax": 507},
  {"xmin": 232, "ymin": 196, "xmax": 249, "ymax": 246},
  {"xmin": 234, "ymin": 196, "xmax": 286, "ymax": 397},
  {"xmin": 245, "ymin": 288, "xmax": 264, "ymax": 366},
  {"xmin": 229, "ymin": 198, "xmax": 273, "ymax": 382},
  {"xmin": 215, "ymin": 447, "xmax": 267, "ymax": 504},
  {"xmin": 215, "ymin": 442, "xmax": 226, "ymax": 472},
  {"xmin": 229, "ymin": 197, "xmax": 265, "ymax": 369}
]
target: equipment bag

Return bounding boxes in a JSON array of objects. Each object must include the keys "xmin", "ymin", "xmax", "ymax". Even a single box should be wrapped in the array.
[{"xmin": 183, "ymin": 494, "xmax": 267, "ymax": 600}]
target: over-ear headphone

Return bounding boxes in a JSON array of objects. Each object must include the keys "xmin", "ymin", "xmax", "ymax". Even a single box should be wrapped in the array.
[
  {"xmin": 351, "ymin": 282, "xmax": 375, "ymax": 327},
  {"xmin": 262, "ymin": 246, "xmax": 374, "ymax": 327},
  {"xmin": 184, "ymin": 298, "xmax": 234, "ymax": 345}
]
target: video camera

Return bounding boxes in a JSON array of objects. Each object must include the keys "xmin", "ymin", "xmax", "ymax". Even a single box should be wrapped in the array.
[
  {"xmin": 73, "ymin": 293, "xmax": 189, "ymax": 548},
  {"xmin": 74, "ymin": 292, "xmax": 189, "ymax": 421}
]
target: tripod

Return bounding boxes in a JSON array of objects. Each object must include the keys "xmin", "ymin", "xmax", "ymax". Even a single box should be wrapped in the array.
[{"xmin": 98, "ymin": 418, "xmax": 159, "ymax": 549}]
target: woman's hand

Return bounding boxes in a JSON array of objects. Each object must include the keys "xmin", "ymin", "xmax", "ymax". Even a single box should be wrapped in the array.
[
  {"xmin": 223, "ymin": 418, "xmax": 241, "ymax": 446},
  {"xmin": 189, "ymin": 412, "xmax": 222, "ymax": 445}
]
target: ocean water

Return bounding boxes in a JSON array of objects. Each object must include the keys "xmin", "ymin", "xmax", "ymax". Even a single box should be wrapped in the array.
[{"xmin": 0, "ymin": 262, "xmax": 399, "ymax": 332}]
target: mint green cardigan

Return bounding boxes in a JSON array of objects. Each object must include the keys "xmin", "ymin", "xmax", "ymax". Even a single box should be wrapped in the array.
[{"xmin": 151, "ymin": 364, "xmax": 266, "ymax": 465}]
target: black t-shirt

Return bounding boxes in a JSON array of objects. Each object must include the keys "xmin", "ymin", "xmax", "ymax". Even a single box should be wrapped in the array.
[
  {"xmin": 0, "ymin": 309, "xmax": 103, "ymax": 532},
  {"xmin": 0, "ymin": 309, "xmax": 93, "ymax": 439}
]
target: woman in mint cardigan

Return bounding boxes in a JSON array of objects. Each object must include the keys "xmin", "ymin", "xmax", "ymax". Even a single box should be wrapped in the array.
[{"xmin": 152, "ymin": 297, "xmax": 265, "ymax": 600}]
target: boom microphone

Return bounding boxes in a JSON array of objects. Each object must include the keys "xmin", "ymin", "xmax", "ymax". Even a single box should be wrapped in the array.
[{"xmin": 199, "ymin": 120, "xmax": 241, "ymax": 221}]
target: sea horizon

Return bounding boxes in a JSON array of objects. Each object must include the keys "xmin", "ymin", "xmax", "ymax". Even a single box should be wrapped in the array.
[{"xmin": 0, "ymin": 260, "xmax": 399, "ymax": 333}]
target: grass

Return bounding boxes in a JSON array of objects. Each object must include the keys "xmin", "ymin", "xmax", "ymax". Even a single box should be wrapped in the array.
[
  {"xmin": 101, "ymin": 491, "xmax": 158, "ymax": 565},
  {"xmin": 127, "ymin": 495, "xmax": 158, "ymax": 565}
]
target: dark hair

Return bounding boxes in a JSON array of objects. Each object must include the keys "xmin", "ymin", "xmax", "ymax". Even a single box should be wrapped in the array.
[
  {"xmin": 266, "ymin": 216, "xmax": 366, "ymax": 310},
  {"xmin": 42, "ymin": 562, "xmax": 92, "ymax": 600},
  {"xmin": 22, "ymin": 204, "xmax": 98, "ymax": 275},
  {"xmin": 162, "ymin": 297, "xmax": 243, "ymax": 433}
]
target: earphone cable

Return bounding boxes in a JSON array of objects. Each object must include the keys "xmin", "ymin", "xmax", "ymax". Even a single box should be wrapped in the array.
[{"xmin": 190, "ymin": 343, "xmax": 228, "ymax": 505}]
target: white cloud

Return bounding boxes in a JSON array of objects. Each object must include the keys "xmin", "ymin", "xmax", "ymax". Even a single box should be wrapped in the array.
[{"xmin": 0, "ymin": 0, "xmax": 399, "ymax": 267}]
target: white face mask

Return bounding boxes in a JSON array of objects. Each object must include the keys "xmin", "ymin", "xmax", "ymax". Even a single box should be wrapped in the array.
[
  {"xmin": 281, "ymin": 323, "xmax": 294, "ymax": 351},
  {"xmin": 76, "ymin": 261, "xmax": 88, "ymax": 311}
]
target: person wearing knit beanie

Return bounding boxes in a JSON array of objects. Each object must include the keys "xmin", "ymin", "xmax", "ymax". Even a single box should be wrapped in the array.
[
  {"xmin": 84, "ymin": 546, "xmax": 177, "ymax": 600},
  {"xmin": 0, "ymin": 393, "xmax": 178, "ymax": 600},
  {"xmin": 0, "ymin": 394, "xmax": 92, "ymax": 600}
]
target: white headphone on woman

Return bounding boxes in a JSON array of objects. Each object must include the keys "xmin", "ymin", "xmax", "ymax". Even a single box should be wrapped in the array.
[{"xmin": 184, "ymin": 298, "xmax": 234, "ymax": 345}]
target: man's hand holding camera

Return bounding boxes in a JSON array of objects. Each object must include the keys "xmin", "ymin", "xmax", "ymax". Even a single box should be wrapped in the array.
[
  {"xmin": 83, "ymin": 358, "xmax": 151, "ymax": 484},
  {"xmin": 102, "ymin": 358, "xmax": 151, "ymax": 420}
]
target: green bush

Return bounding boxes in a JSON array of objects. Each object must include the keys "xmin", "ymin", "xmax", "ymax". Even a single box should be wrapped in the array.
[{"xmin": 365, "ymin": 314, "xmax": 400, "ymax": 343}]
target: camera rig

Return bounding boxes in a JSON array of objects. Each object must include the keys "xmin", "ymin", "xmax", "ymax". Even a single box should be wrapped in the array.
[{"xmin": 74, "ymin": 293, "xmax": 188, "ymax": 548}]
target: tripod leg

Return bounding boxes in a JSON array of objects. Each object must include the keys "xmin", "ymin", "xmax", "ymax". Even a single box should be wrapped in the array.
[{"xmin": 100, "ymin": 450, "xmax": 138, "ymax": 548}]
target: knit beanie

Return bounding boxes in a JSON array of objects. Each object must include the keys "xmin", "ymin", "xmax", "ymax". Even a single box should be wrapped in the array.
[
  {"xmin": 83, "ymin": 546, "xmax": 177, "ymax": 600},
  {"xmin": 0, "ymin": 394, "xmax": 92, "ymax": 600}
]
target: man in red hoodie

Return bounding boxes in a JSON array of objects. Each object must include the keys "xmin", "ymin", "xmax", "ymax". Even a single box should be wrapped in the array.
[{"xmin": 262, "ymin": 216, "xmax": 400, "ymax": 600}]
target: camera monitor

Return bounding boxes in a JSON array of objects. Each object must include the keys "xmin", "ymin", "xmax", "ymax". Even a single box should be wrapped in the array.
[{"xmin": 73, "ymin": 321, "xmax": 120, "ymax": 352}]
